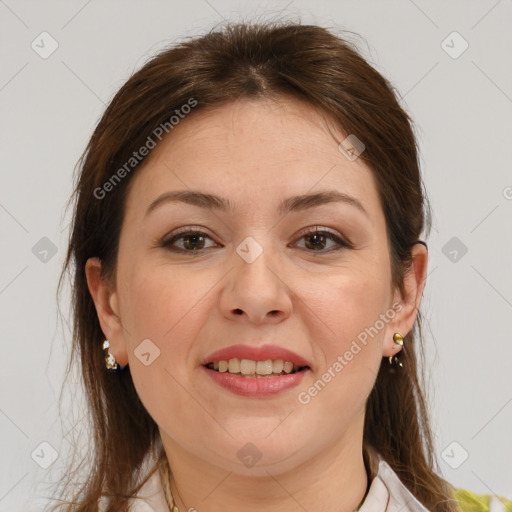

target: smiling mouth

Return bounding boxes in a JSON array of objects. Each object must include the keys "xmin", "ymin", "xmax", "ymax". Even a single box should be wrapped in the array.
[{"xmin": 204, "ymin": 359, "xmax": 309, "ymax": 377}]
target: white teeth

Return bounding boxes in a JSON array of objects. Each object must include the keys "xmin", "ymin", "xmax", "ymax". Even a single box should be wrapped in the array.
[
  {"xmin": 208, "ymin": 358, "xmax": 304, "ymax": 376},
  {"xmin": 228, "ymin": 358, "xmax": 240, "ymax": 373},
  {"xmin": 272, "ymin": 359, "xmax": 284, "ymax": 373},
  {"xmin": 256, "ymin": 360, "xmax": 273, "ymax": 375},
  {"xmin": 240, "ymin": 359, "xmax": 256, "ymax": 375}
]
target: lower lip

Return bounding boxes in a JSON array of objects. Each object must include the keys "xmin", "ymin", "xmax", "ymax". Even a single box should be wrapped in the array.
[{"xmin": 202, "ymin": 366, "xmax": 309, "ymax": 397}]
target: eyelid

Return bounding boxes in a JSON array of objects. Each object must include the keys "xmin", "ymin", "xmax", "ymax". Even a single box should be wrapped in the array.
[
  {"xmin": 296, "ymin": 225, "xmax": 342, "ymax": 239},
  {"xmin": 161, "ymin": 225, "xmax": 214, "ymax": 243}
]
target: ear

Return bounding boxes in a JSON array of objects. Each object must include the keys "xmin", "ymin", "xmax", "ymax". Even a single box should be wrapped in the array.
[
  {"xmin": 85, "ymin": 257, "xmax": 129, "ymax": 367},
  {"xmin": 382, "ymin": 243, "xmax": 429, "ymax": 358}
]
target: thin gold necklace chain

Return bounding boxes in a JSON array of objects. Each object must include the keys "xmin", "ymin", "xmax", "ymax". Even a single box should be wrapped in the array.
[{"xmin": 158, "ymin": 454, "xmax": 179, "ymax": 512}]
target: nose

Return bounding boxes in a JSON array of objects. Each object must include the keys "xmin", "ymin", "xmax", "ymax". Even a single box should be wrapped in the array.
[{"xmin": 220, "ymin": 242, "xmax": 292, "ymax": 325}]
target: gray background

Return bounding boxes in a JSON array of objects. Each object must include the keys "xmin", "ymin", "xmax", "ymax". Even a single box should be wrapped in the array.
[{"xmin": 1, "ymin": 0, "xmax": 511, "ymax": 510}]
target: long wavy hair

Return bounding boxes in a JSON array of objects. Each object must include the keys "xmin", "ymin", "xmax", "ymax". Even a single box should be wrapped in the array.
[{"xmin": 52, "ymin": 20, "xmax": 460, "ymax": 512}]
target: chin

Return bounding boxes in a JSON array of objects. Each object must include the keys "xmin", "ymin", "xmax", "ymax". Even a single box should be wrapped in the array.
[{"xmin": 203, "ymin": 421, "xmax": 312, "ymax": 475}]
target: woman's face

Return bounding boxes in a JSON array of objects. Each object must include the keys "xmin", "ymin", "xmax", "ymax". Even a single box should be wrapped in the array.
[{"xmin": 88, "ymin": 96, "xmax": 424, "ymax": 475}]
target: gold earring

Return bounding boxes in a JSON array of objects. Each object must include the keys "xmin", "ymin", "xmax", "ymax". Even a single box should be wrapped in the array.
[
  {"xmin": 103, "ymin": 340, "xmax": 120, "ymax": 371},
  {"xmin": 388, "ymin": 332, "xmax": 404, "ymax": 367},
  {"xmin": 392, "ymin": 333, "xmax": 404, "ymax": 346}
]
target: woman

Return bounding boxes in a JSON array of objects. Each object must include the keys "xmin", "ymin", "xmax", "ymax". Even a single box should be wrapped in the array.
[{"xmin": 54, "ymin": 21, "xmax": 509, "ymax": 512}]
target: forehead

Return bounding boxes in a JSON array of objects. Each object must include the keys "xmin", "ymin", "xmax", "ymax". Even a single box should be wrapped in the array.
[
  {"xmin": 123, "ymin": 96, "xmax": 382, "ymax": 222},
  {"xmin": 151, "ymin": 96, "xmax": 348, "ymax": 166}
]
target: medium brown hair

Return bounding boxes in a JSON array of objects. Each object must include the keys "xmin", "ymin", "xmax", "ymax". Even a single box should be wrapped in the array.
[{"xmin": 53, "ymin": 20, "xmax": 460, "ymax": 512}]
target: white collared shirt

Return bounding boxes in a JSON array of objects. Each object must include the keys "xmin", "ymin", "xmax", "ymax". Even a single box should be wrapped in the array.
[{"xmin": 359, "ymin": 457, "xmax": 430, "ymax": 511}]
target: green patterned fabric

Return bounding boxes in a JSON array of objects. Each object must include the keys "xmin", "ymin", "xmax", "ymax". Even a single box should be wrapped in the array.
[{"xmin": 454, "ymin": 488, "xmax": 512, "ymax": 512}]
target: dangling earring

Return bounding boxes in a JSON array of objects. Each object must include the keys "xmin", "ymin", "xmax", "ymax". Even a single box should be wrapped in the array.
[
  {"xmin": 388, "ymin": 332, "xmax": 404, "ymax": 368},
  {"xmin": 103, "ymin": 340, "xmax": 121, "ymax": 372}
]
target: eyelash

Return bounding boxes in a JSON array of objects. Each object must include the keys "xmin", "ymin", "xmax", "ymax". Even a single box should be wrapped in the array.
[{"xmin": 160, "ymin": 226, "xmax": 353, "ymax": 254}]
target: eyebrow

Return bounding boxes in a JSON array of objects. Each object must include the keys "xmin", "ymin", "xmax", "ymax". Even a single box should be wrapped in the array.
[{"xmin": 144, "ymin": 189, "xmax": 369, "ymax": 218}]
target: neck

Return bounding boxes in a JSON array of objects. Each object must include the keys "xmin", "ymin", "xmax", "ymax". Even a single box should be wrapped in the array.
[{"xmin": 161, "ymin": 422, "xmax": 369, "ymax": 512}]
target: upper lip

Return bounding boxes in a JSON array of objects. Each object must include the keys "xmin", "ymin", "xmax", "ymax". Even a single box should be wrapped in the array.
[{"xmin": 201, "ymin": 343, "xmax": 311, "ymax": 368}]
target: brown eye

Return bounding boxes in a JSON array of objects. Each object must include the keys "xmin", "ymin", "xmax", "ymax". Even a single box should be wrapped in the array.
[
  {"xmin": 295, "ymin": 229, "xmax": 351, "ymax": 252},
  {"xmin": 162, "ymin": 231, "xmax": 217, "ymax": 252}
]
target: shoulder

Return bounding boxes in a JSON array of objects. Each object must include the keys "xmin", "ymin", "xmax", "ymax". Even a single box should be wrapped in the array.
[{"xmin": 453, "ymin": 488, "xmax": 512, "ymax": 512}]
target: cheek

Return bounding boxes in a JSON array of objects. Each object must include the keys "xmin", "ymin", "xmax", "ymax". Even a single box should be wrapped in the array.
[
  {"xmin": 301, "ymin": 265, "xmax": 391, "ymax": 402},
  {"xmin": 309, "ymin": 264, "xmax": 391, "ymax": 350},
  {"xmin": 120, "ymin": 262, "xmax": 205, "ymax": 345},
  {"xmin": 118, "ymin": 259, "xmax": 221, "ymax": 392},
  {"xmin": 119, "ymin": 268, "xmax": 200, "ymax": 432}
]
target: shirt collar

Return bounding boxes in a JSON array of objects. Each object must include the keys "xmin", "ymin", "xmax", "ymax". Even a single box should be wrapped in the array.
[{"xmin": 360, "ymin": 445, "xmax": 431, "ymax": 512}]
